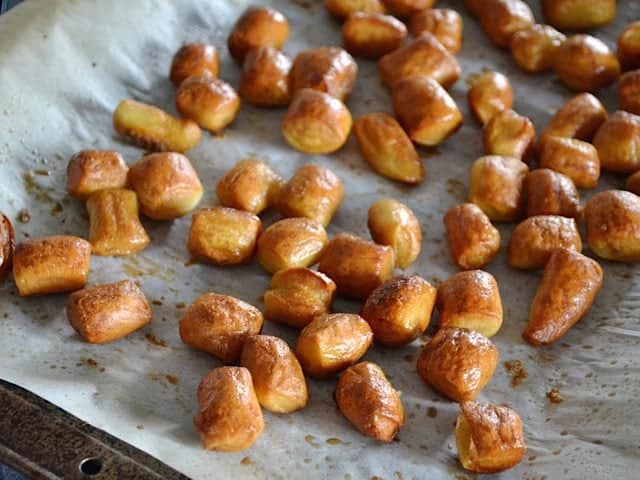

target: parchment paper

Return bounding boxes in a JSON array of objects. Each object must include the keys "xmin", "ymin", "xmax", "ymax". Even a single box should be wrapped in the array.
[{"xmin": 1, "ymin": 1, "xmax": 639, "ymax": 478}]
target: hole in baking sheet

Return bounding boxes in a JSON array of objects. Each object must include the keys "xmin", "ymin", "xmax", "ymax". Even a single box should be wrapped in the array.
[{"xmin": 79, "ymin": 457, "xmax": 103, "ymax": 476}]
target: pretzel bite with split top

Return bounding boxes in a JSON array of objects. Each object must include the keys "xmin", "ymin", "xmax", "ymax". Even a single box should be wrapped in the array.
[
  {"xmin": 86, "ymin": 189, "xmax": 150, "ymax": 256},
  {"xmin": 264, "ymin": 268, "xmax": 336, "ymax": 329},
  {"xmin": 296, "ymin": 313, "xmax": 373, "ymax": 378},
  {"xmin": 227, "ymin": 6, "xmax": 289, "ymax": 63},
  {"xmin": 170, "ymin": 43, "xmax": 219, "ymax": 87},
  {"xmin": 276, "ymin": 164, "xmax": 344, "ymax": 226},
  {"xmin": 335, "ymin": 362, "xmax": 404, "ymax": 442},
  {"xmin": 469, "ymin": 155, "xmax": 529, "ymax": 223},
  {"xmin": 240, "ymin": 335, "xmax": 308, "ymax": 413},
  {"xmin": 508, "ymin": 215, "xmax": 582, "ymax": 270},
  {"xmin": 176, "ymin": 76, "xmax": 240, "ymax": 133},
  {"xmin": 318, "ymin": 233, "xmax": 395, "ymax": 299},
  {"xmin": 187, "ymin": 207, "xmax": 262, "ymax": 266},
  {"xmin": 324, "ymin": 0, "xmax": 386, "ymax": 20},
  {"xmin": 444, "ymin": 203, "xmax": 501, "ymax": 270},
  {"xmin": 378, "ymin": 33, "xmax": 461, "ymax": 89},
  {"xmin": 392, "ymin": 76, "xmax": 463, "ymax": 147},
  {"xmin": 353, "ymin": 112, "xmax": 424, "ymax": 184},
  {"xmin": 410, "ymin": 8, "xmax": 463, "ymax": 54},
  {"xmin": 468, "ymin": 71, "xmax": 514, "ymax": 125},
  {"xmin": 0, "ymin": 213, "xmax": 14, "ymax": 280},
  {"xmin": 256, "ymin": 218, "xmax": 328, "ymax": 274},
  {"xmin": 361, "ymin": 275, "xmax": 436, "ymax": 346},
  {"xmin": 113, "ymin": 99, "xmax": 201, "ymax": 153},
  {"xmin": 239, "ymin": 47, "xmax": 292, "ymax": 108},
  {"xmin": 367, "ymin": 198, "xmax": 421, "ymax": 269},
  {"xmin": 524, "ymin": 248, "xmax": 603, "ymax": 345},
  {"xmin": 194, "ymin": 367, "xmax": 264, "ymax": 451},
  {"xmin": 179, "ymin": 293, "xmax": 263, "ymax": 363},
  {"xmin": 523, "ymin": 169, "xmax": 581, "ymax": 220},
  {"xmin": 342, "ymin": 13, "xmax": 407, "ymax": 59},
  {"xmin": 216, "ymin": 159, "xmax": 283, "ymax": 215},
  {"xmin": 510, "ymin": 24, "xmax": 565, "ymax": 74},
  {"xmin": 66, "ymin": 280, "xmax": 152, "ymax": 344},
  {"xmin": 539, "ymin": 92, "xmax": 607, "ymax": 147},
  {"xmin": 290, "ymin": 47, "xmax": 358, "ymax": 102},
  {"xmin": 456, "ymin": 401, "xmax": 526, "ymax": 473},
  {"xmin": 282, "ymin": 89, "xmax": 352, "ymax": 154},
  {"xmin": 478, "ymin": 0, "xmax": 534, "ymax": 49},
  {"xmin": 538, "ymin": 136, "xmax": 600, "ymax": 189},
  {"xmin": 592, "ymin": 111, "xmax": 640, "ymax": 175},
  {"xmin": 127, "ymin": 152, "xmax": 203, "ymax": 221},
  {"xmin": 416, "ymin": 327, "xmax": 498, "ymax": 402},
  {"xmin": 437, "ymin": 270, "xmax": 503, "ymax": 337},
  {"xmin": 585, "ymin": 190, "xmax": 640, "ymax": 262},
  {"xmin": 13, "ymin": 236, "xmax": 90, "ymax": 297},
  {"xmin": 483, "ymin": 109, "xmax": 535, "ymax": 161},
  {"xmin": 66, "ymin": 150, "xmax": 128, "ymax": 201}
]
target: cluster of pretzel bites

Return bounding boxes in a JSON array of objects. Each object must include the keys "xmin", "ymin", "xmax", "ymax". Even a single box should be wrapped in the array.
[{"xmin": 2, "ymin": 0, "xmax": 640, "ymax": 475}]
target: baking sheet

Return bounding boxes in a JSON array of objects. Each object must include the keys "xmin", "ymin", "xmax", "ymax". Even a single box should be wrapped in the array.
[{"xmin": 1, "ymin": 1, "xmax": 639, "ymax": 478}]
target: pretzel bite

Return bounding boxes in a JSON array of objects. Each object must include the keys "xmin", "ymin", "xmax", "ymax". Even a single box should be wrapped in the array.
[
  {"xmin": 538, "ymin": 136, "xmax": 600, "ymax": 188},
  {"xmin": 342, "ymin": 13, "xmax": 407, "ymax": 59},
  {"xmin": 361, "ymin": 275, "xmax": 436, "ymax": 346},
  {"xmin": 619, "ymin": 70, "xmax": 640, "ymax": 115},
  {"xmin": 391, "ymin": 76, "xmax": 463, "ymax": 146},
  {"xmin": 239, "ymin": 47, "xmax": 291, "ymax": 107},
  {"xmin": 296, "ymin": 313, "xmax": 373, "ymax": 378},
  {"xmin": 483, "ymin": 109, "xmax": 535, "ymax": 161},
  {"xmin": 324, "ymin": 0, "xmax": 386, "ymax": 20},
  {"xmin": 456, "ymin": 401, "xmax": 526, "ymax": 473},
  {"xmin": 281, "ymin": 89, "xmax": 352, "ymax": 154},
  {"xmin": 383, "ymin": 0, "xmax": 435, "ymax": 17},
  {"xmin": 187, "ymin": 207, "xmax": 262, "ymax": 265},
  {"xmin": 318, "ymin": 233, "xmax": 395, "ymax": 299},
  {"xmin": 378, "ymin": 33, "xmax": 461, "ymax": 89},
  {"xmin": 592, "ymin": 111, "xmax": 640, "ymax": 175},
  {"xmin": 170, "ymin": 43, "xmax": 219, "ymax": 87},
  {"xmin": 276, "ymin": 164, "xmax": 344, "ymax": 226},
  {"xmin": 127, "ymin": 152, "xmax": 203, "ymax": 220},
  {"xmin": 113, "ymin": 99, "xmax": 201, "ymax": 153},
  {"xmin": 66, "ymin": 150, "xmax": 128, "ymax": 201},
  {"xmin": 437, "ymin": 270, "xmax": 503, "ymax": 337},
  {"xmin": 410, "ymin": 9, "xmax": 462, "ymax": 54},
  {"xmin": 478, "ymin": 0, "xmax": 534, "ymax": 49},
  {"xmin": 227, "ymin": 6, "xmax": 289, "ymax": 63},
  {"xmin": 13, "ymin": 236, "xmax": 90, "ymax": 297},
  {"xmin": 585, "ymin": 190, "xmax": 640, "ymax": 262},
  {"xmin": 179, "ymin": 293, "xmax": 263, "ymax": 363},
  {"xmin": 508, "ymin": 215, "xmax": 582, "ymax": 270},
  {"xmin": 0, "ymin": 213, "xmax": 15, "ymax": 280},
  {"xmin": 539, "ymin": 92, "xmax": 607, "ymax": 146},
  {"xmin": 627, "ymin": 171, "xmax": 640, "ymax": 196},
  {"xmin": 510, "ymin": 24, "xmax": 566, "ymax": 74},
  {"xmin": 216, "ymin": 159, "xmax": 283, "ymax": 215},
  {"xmin": 335, "ymin": 362, "xmax": 404, "ymax": 441},
  {"xmin": 264, "ymin": 268, "xmax": 336, "ymax": 329},
  {"xmin": 524, "ymin": 248, "xmax": 603, "ymax": 345},
  {"xmin": 66, "ymin": 280, "xmax": 152, "ymax": 344},
  {"xmin": 240, "ymin": 335, "xmax": 308, "ymax": 413},
  {"xmin": 176, "ymin": 76, "xmax": 240, "ymax": 133},
  {"xmin": 618, "ymin": 21, "xmax": 640, "ymax": 71},
  {"xmin": 256, "ymin": 218, "xmax": 328, "ymax": 274},
  {"xmin": 367, "ymin": 198, "xmax": 421, "ymax": 268},
  {"xmin": 290, "ymin": 47, "xmax": 358, "ymax": 101},
  {"xmin": 444, "ymin": 203, "xmax": 501, "ymax": 270},
  {"xmin": 469, "ymin": 156, "xmax": 529, "ymax": 222},
  {"xmin": 523, "ymin": 169, "xmax": 581, "ymax": 220},
  {"xmin": 416, "ymin": 327, "xmax": 498, "ymax": 402},
  {"xmin": 542, "ymin": 0, "xmax": 616, "ymax": 32},
  {"xmin": 553, "ymin": 34, "xmax": 620, "ymax": 92},
  {"xmin": 467, "ymin": 71, "xmax": 514, "ymax": 125},
  {"xmin": 353, "ymin": 112, "xmax": 424, "ymax": 184},
  {"xmin": 86, "ymin": 189, "xmax": 150, "ymax": 256},
  {"xmin": 194, "ymin": 367, "xmax": 264, "ymax": 451}
]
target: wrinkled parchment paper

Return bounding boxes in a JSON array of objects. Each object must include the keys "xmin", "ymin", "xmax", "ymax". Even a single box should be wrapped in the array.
[{"xmin": 1, "ymin": 1, "xmax": 640, "ymax": 478}]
